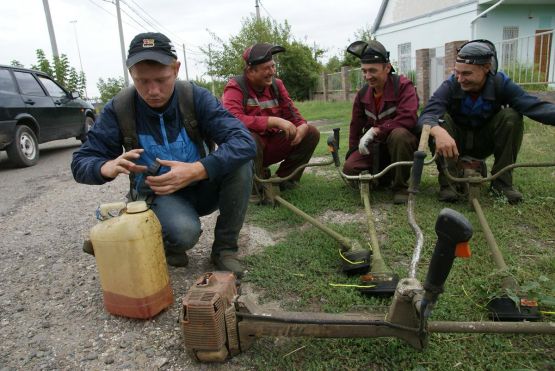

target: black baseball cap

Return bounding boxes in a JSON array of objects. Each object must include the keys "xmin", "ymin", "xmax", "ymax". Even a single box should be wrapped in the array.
[
  {"xmin": 456, "ymin": 39, "xmax": 498, "ymax": 74},
  {"xmin": 126, "ymin": 32, "xmax": 178, "ymax": 68},
  {"xmin": 243, "ymin": 43, "xmax": 285, "ymax": 66}
]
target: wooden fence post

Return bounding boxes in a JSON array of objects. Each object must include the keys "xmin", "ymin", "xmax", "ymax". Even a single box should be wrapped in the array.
[
  {"xmin": 322, "ymin": 73, "xmax": 329, "ymax": 102},
  {"xmin": 341, "ymin": 66, "xmax": 350, "ymax": 101}
]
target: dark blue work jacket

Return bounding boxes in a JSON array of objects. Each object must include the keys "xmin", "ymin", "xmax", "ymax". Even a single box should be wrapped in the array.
[{"xmin": 419, "ymin": 72, "xmax": 555, "ymax": 128}]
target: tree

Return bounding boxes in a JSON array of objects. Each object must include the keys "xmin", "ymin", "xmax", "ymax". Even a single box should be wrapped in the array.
[
  {"xmin": 204, "ymin": 16, "xmax": 321, "ymax": 100},
  {"xmin": 277, "ymin": 41, "xmax": 320, "ymax": 100},
  {"xmin": 97, "ymin": 77, "xmax": 125, "ymax": 103},
  {"xmin": 31, "ymin": 49, "xmax": 86, "ymax": 97},
  {"xmin": 324, "ymin": 56, "xmax": 343, "ymax": 73},
  {"xmin": 10, "ymin": 60, "xmax": 24, "ymax": 68}
]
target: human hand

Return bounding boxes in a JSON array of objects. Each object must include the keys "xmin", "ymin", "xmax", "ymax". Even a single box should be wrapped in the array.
[
  {"xmin": 100, "ymin": 148, "xmax": 147, "ymax": 179},
  {"xmin": 268, "ymin": 117, "xmax": 297, "ymax": 141},
  {"xmin": 291, "ymin": 123, "xmax": 309, "ymax": 146},
  {"xmin": 145, "ymin": 159, "xmax": 207, "ymax": 195},
  {"xmin": 430, "ymin": 126, "xmax": 459, "ymax": 158},
  {"xmin": 358, "ymin": 127, "xmax": 378, "ymax": 155}
]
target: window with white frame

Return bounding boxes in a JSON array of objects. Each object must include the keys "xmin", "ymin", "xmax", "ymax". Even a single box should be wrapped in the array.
[
  {"xmin": 501, "ymin": 27, "xmax": 519, "ymax": 69},
  {"xmin": 398, "ymin": 42, "xmax": 412, "ymax": 74}
]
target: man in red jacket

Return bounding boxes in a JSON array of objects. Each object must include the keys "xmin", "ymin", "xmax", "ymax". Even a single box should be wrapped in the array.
[
  {"xmin": 343, "ymin": 40, "xmax": 419, "ymax": 204},
  {"xmin": 222, "ymin": 43, "xmax": 320, "ymax": 190}
]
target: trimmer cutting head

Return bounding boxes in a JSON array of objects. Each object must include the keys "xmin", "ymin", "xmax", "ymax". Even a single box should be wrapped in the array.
[
  {"xmin": 340, "ymin": 250, "xmax": 371, "ymax": 275},
  {"xmin": 487, "ymin": 296, "xmax": 541, "ymax": 321},
  {"xmin": 358, "ymin": 272, "xmax": 399, "ymax": 297}
]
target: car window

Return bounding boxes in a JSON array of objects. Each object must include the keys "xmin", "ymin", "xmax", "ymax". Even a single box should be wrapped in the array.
[
  {"xmin": 38, "ymin": 75, "xmax": 67, "ymax": 98},
  {"xmin": 13, "ymin": 71, "xmax": 46, "ymax": 96},
  {"xmin": 0, "ymin": 69, "xmax": 18, "ymax": 94}
]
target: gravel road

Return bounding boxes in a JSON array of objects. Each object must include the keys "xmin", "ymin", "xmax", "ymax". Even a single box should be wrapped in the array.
[{"xmin": 0, "ymin": 139, "xmax": 269, "ymax": 370}]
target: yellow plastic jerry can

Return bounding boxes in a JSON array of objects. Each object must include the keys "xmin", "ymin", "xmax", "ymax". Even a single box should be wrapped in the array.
[{"xmin": 89, "ymin": 201, "xmax": 173, "ymax": 319}]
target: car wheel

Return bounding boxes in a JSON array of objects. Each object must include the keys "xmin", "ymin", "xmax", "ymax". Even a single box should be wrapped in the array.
[
  {"xmin": 6, "ymin": 125, "xmax": 39, "ymax": 167},
  {"xmin": 78, "ymin": 116, "xmax": 95, "ymax": 143}
]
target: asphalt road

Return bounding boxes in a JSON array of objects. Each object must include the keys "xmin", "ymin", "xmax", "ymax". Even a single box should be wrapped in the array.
[{"xmin": 0, "ymin": 139, "xmax": 252, "ymax": 369}]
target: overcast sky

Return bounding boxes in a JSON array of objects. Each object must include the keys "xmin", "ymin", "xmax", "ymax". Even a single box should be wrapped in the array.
[{"xmin": 0, "ymin": 0, "xmax": 380, "ymax": 97}]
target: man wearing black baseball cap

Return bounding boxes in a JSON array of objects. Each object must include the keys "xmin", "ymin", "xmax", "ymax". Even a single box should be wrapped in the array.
[
  {"xmin": 222, "ymin": 43, "xmax": 320, "ymax": 193},
  {"xmin": 72, "ymin": 32, "xmax": 256, "ymax": 277},
  {"xmin": 343, "ymin": 40, "xmax": 419, "ymax": 204},
  {"xmin": 420, "ymin": 39, "xmax": 555, "ymax": 204}
]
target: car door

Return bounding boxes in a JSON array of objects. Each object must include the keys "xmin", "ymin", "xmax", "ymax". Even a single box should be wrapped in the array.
[
  {"xmin": 12, "ymin": 70, "xmax": 57, "ymax": 143},
  {"xmin": 36, "ymin": 74, "xmax": 84, "ymax": 138},
  {"xmin": 0, "ymin": 68, "xmax": 25, "ymax": 148}
]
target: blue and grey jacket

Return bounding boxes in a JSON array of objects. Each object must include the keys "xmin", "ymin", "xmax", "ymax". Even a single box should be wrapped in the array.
[
  {"xmin": 71, "ymin": 83, "xmax": 256, "ymax": 194},
  {"xmin": 418, "ymin": 72, "xmax": 555, "ymax": 128}
]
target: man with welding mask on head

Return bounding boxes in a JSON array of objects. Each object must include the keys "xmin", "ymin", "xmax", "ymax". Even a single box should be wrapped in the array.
[
  {"xmin": 343, "ymin": 40, "xmax": 419, "ymax": 204},
  {"xmin": 420, "ymin": 39, "xmax": 555, "ymax": 204},
  {"xmin": 222, "ymin": 43, "xmax": 320, "ymax": 192}
]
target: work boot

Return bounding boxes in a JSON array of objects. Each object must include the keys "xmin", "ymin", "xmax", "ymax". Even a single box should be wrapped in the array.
[
  {"xmin": 438, "ymin": 185, "xmax": 458, "ymax": 203},
  {"xmin": 491, "ymin": 181, "xmax": 523, "ymax": 204},
  {"xmin": 393, "ymin": 189, "xmax": 409, "ymax": 204},
  {"xmin": 166, "ymin": 252, "xmax": 189, "ymax": 268},
  {"xmin": 211, "ymin": 250, "xmax": 245, "ymax": 278}
]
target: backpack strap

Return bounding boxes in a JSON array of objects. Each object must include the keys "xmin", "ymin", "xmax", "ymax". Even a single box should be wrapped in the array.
[
  {"xmin": 233, "ymin": 75, "xmax": 250, "ymax": 110},
  {"xmin": 174, "ymin": 80, "xmax": 212, "ymax": 157},
  {"xmin": 392, "ymin": 74, "xmax": 400, "ymax": 100},
  {"xmin": 271, "ymin": 78, "xmax": 280, "ymax": 102},
  {"xmin": 112, "ymin": 86, "xmax": 138, "ymax": 152},
  {"xmin": 233, "ymin": 74, "xmax": 282, "ymax": 110},
  {"xmin": 112, "ymin": 86, "xmax": 139, "ymax": 200},
  {"xmin": 492, "ymin": 73, "xmax": 506, "ymax": 104}
]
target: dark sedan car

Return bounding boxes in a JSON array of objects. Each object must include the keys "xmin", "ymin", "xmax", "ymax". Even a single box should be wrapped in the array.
[{"xmin": 0, "ymin": 65, "xmax": 96, "ymax": 167}]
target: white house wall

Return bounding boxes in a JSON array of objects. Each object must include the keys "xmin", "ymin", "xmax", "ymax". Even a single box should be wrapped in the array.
[
  {"xmin": 474, "ymin": 4, "xmax": 555, "ymax": 41},
  {"xmin": 374, "ymin": 2, "xmax": 477, "ymax": 70},
  {"xmin": 380, "ymin": 0, "xmax": 471, "ymax": 25}
]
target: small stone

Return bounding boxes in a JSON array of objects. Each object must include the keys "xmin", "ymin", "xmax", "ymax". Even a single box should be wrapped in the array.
[
  {"xmin": 154, "ymin": 357, "xmax": 168, "ymax": 368},
  {"xmin": 84, "ymin": 353, "xmax": 98, "ymax": 361},
  {"xmin": 103, "ymin": 356, "xmax": 115, "ymax": 365}
]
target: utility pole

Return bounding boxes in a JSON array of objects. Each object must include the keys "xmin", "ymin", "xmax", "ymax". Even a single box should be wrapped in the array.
[
  {"xmin": 182, "ymin": 44, "xmax": 189, "ymax": 81},
  {"xmin": 70, "ymin": 20, "xmax": 88, "ymax": 98},
  {"xmin": 255, "ymin": 0, "xmax": 260, "ymax": 20},
  {"xmin": 42, "ymin": 0, "xmax": 59, "ymax": 58},
  {"xmin": 115, "ymin": 0, "xmax": 129, "ymax": 86}
]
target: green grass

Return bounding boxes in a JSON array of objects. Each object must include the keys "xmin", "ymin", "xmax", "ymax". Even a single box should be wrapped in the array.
[
  {"xmin": 241, "ymin": 110, "xmax": 555, "ymax": 370},
  {"xmin": 296, "ymin": 100, "xmax": 353, "ymax": 158}
]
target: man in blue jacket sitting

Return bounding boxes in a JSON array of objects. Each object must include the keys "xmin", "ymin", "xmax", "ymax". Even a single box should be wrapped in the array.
[
  {"xmin": 419, "ymin": 39, "xmax": 555, "ymax": 204},
  {"xmin": 71, "ymin": 32, "xmax": 256, "ymax": 277}
]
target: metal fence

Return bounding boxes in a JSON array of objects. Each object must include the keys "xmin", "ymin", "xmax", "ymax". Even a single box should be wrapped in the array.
[{"xmin": 493, "ymin": 29, "xmax": 554, "ymax": 86}]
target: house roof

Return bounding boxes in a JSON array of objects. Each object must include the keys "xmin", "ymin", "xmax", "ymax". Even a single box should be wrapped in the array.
[
  {"xmin": 371, "ymin": 0, "xmax": 389, "ymax": 34},
  {"xmin": 371, "ymin": 0, "xmax": 553, "ymax": 34}
]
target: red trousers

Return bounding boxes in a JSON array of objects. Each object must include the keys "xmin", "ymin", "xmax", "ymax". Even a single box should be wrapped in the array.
[{"xmin": 252, "ymin": 124, "xmax": 320, "ymax": 181}]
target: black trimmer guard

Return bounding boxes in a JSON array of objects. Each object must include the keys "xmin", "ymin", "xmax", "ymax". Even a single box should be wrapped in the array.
[
  {"xmin": 340, "ymin": 250, "xmax": 371, "ymax": 275},
  {"xmin": 357, "ymin": 273, "xmax": 399, "ymax": 297},
  {"xmin": 487, "ymin": 296, "xmax": 541, "ymax": 321}
]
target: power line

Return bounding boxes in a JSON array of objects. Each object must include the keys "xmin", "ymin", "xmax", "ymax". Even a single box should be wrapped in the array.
[
  {"xmin": 258, "ymin": 0, "xmax": 276, "ymax": 22},
  {"xmin": 118, "ymin": 0, "xmax": 204, "ymax": 57},
  {"xmin": 127, "ymin": 0, "xmax": 184, "ymax": 43},
  {"xmin": 88, "ymin": 0, "xmax": 142, "ymax": 32},
  {"xmin": 120, "ymin": 0, "xmax": 158, "ymax": 30},
  {"xmin": 119, "ymin": 8, "xmax": 148, "ymax": 31}
]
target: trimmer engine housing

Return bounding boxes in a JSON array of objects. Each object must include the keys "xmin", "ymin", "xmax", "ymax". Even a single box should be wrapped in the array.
[{"xmin": 181, "ymin": 272, "xmax": 240, "ymax": 362}]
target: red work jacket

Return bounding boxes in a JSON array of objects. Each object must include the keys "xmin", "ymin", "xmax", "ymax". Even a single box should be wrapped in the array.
[
  {"xmin": 222, "ymin": 76, "xmax": 306, "ymax": 135},
  {"xmin": 349, "ymin": 74, "xmax": 418, "ymax": 149}
]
